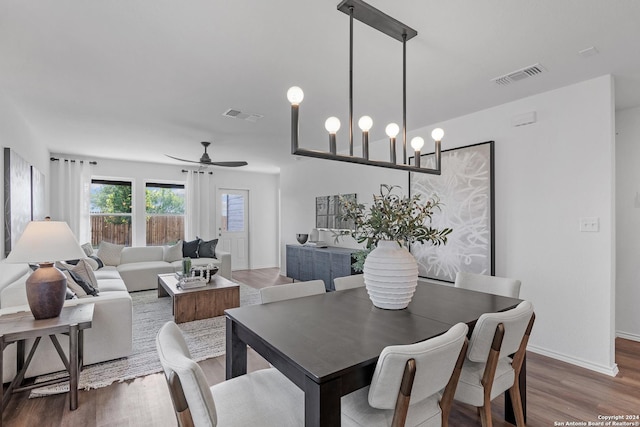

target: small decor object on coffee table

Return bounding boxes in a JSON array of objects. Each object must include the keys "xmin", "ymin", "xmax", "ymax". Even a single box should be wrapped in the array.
[{"xmin": 5, "ymin": 221, "xmax": 87, "ymax": 319}]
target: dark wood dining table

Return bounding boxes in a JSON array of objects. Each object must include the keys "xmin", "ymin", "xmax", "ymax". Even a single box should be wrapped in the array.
[{"xmin": 225, "ymin": 282, "xmax": 523, "ymax": 427}]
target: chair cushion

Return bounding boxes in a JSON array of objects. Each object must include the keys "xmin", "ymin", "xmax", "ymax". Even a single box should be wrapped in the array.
[
  {"xmin": 454, "ymin": 357, "xmax": 515, "ymax": 407},
  {"xmin": 341, "ymin": 386, "xmax": 442, "ymax": 427},
  {"xmin": 211, "ymin": 368, "xmax": 304, "ymax": 427}
]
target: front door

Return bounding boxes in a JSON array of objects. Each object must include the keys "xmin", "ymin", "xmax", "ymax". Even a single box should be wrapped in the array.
[{"xmin": 217, "ymin": 188, "xmax": 249, "ymax": 270}]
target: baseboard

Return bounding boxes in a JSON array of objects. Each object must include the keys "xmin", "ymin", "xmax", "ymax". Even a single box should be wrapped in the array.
[
  {"xmin": 527, "ymin": 345, "xmax": 619, "ymax": 377},
  {"xmin": 616, "ymin": 331, "xmax": 640, "ymax": 342}
]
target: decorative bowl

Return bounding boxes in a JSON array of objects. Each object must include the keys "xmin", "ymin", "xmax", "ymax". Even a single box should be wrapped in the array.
[{"xmin": 296, "ymin": 234, "xmax": 309, "ymax": 244}]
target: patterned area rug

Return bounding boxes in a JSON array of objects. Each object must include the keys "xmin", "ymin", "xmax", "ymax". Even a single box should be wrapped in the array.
[{"xmin": 30, "ymin": 281, "xmax": 261, "ymax": 397}]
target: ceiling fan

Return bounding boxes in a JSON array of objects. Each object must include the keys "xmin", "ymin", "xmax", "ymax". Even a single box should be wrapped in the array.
[{"xmin": 166, "ymin": 141, "xmax": 248, "ymax": 167}]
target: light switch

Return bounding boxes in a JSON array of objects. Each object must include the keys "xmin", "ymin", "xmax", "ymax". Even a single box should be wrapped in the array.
[{"xmin": 579, "ymin": 217, "xmax": 599, "ymax": 232}]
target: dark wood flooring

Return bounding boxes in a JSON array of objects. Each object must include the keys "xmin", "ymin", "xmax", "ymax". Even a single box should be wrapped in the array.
[{"xmin": 2, "ymin": 268, "xmax": 639, "ymax": 426}]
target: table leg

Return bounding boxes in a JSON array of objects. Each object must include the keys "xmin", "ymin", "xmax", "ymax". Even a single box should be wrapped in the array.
[
  {"xmin": 304, "ymin": 375, "xmax": 341, "ymax": 427},
  {"xmin": 69, "ymin": 324, "xmax": 79, "ymax": 411},
  {"xmin": 225, "ymin": 316, "xmax": 246, "ymax": 380},
  {"xmin": 505, "ymin": 354, "xmax": 526, "ymax": 423}
]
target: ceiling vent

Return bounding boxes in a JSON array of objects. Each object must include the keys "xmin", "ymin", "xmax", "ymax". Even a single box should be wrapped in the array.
[
  {"xmin": 492, "ymin": 63, "xmax": 546, "ymax": 86},
  {"xmin": 222, "ymin": 108, "xmax": 264, "ymax": 123}
]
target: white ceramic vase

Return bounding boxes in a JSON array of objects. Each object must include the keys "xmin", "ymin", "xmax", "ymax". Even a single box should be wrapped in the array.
[{"xmin": 363, "ymin": 240, "xmax": 418, "ymax": 310}]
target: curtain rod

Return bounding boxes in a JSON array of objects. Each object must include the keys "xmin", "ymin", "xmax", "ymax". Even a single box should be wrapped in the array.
[
  {"xmin": 182, "ymin": 169, "xmax": 213, "ymax": 175},
  {"xmin": 50, "ymin": 157, "xmax": 97, "ymax": 165}
]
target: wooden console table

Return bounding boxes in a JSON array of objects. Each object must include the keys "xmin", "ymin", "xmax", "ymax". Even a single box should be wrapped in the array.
[
  {"xmin": 158, "ymin": 274, "xmax": 240, "ymax": 323},
  {"xmin": 286, "ymin": 245, "xmax": 356, "ymax": 291},
  {"xmin": 0, "ymin": 303, "xmax": 94, "ymax": 426}
]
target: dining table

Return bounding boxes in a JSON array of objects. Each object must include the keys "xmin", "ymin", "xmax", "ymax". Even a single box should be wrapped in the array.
[{"xmin": 225, "ymin": 281, "xmax": 524, "ymax": 427}]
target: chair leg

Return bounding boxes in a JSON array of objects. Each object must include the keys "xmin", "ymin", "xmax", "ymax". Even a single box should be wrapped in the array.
[
  {"xmin": 479, "ymin": 396, "xmax": 493, "ymax": 427},
  {"xmin": 508, "ymin": 383, "xmax": 526, "ymax": 427}
]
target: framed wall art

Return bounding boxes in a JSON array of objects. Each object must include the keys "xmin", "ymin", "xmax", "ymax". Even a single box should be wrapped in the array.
[
  {"xmin": 4, "ymin": 148, "xmax": 33, "ymax": 256},
  {"xmin": 409, "ymin": 141, "xmax": 495, "ymax": 282}
]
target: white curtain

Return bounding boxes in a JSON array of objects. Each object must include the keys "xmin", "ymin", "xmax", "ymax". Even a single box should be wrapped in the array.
[
  {"xmin": 51, "ymin": 159, "xmax": 92, "ymax": 243},
  {"xmin": 185, "ymin": 171, "xmax": 215, "ymax": 240}
]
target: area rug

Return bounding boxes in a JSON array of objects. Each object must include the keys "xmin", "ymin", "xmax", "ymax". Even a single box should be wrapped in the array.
[{"xmin": 30, "ymin": 281, "xmax": 261, "ymax": 397}]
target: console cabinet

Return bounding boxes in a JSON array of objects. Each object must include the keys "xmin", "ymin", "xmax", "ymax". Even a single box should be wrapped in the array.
[{"xmin": 286, "ymin": 245, "xmax": 357, "ymax": 291}]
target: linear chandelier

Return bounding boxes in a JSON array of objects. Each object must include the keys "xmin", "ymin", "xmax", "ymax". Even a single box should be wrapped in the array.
[{"xmin": 287, "ymin": 0, "xmax": 443, "ymax": 175}]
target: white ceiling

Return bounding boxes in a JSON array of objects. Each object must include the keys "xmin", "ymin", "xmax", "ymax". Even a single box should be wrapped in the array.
[{"xmin": 2, "ymin": 0, "xmax": 640, "ymax": 173}]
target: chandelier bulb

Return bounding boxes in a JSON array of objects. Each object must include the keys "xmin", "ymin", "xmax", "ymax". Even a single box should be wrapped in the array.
[
  {"xmin": 431, "ymin": 128, "xmax": 444, "ymax": 141},
  {"xmin": 287, "ymin": 86, "xmax": 304, "ymax": 105},
  {"xmin": 358, "ymin": 116, "xmax": 373, "ymax": 132},
  {"xmin": 385, "ymin": 123, "xmax": 400, "ymax": 138},
  {"xmin": 324, "ymin": 117, "xmax": 341, "ymax": 134},
  {"xmin": 410, "ymin": 136, "xmax": 425, "ymax": 151}
]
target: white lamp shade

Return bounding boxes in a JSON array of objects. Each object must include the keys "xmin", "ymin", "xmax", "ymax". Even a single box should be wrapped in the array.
[{"xmin": 6, "ymin": 221, "xmax": 86, "ymax": 263}]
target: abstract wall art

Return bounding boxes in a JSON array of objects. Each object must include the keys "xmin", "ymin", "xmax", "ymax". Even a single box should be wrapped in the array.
[{"xmin": 409, "ymin": 141, "xmax": 495, "ymax": 282}]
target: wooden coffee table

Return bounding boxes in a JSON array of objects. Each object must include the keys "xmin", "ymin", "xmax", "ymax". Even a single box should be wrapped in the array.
[{"xmin": 157, "ymin": 274, "xmax": 240, "ymax": 323}]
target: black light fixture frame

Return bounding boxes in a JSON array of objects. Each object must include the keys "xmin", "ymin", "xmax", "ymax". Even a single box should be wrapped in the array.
[{"xmin": 290, "ymin": 0, "xmax": 442, "ymax": 175}]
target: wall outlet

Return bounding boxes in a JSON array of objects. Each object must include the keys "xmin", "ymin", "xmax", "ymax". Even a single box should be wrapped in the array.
[{"xmin": 579, "ymin": 217, "xmax": 599, "ymax": 232}]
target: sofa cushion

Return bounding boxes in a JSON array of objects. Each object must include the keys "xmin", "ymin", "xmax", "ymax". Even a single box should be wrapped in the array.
[
  {"xmin": 197, "ymin": 238, "xmax": 218, "ymax": 259},
  {"xmin": 182, "ymin": 238, "xmax": 200, "ymax": 258},
  {"xmin": 120, "ymin": 246, "xmax": 164, "ymax": 264},
  {"xmin": 96, "ymin": 278, "xmax": 129, "ymax": 292},
  {"xmin": 163, "ymin": 241, "xmax": 183, "ymax": 263},
  {"xmin": 97, "ymin": 241, "xmax": 125, "ymax": 266},
  {"xmin": 93, "ymin": 266, "xmax": 121, "ymax": 280},
  {"xmin": 117, "ymin": 261, "xmax": 175, "ymax": 292}
]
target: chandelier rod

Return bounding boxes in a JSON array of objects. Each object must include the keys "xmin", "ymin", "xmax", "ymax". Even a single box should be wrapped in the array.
[{"xmin": 349, "ymin": 6, "xmax": 354, "ymax": 156}]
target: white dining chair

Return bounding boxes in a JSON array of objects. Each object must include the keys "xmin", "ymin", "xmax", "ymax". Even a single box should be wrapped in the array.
[
  {"xmin": 454, "ymin": 272, "xmax": 522, "ymax": 298},
  {"xmin": 333, "ymin": 274, "xmax": 365, "ymax": 291},
  {"xmin": 156, "ymin": 321, "xmax": 304, "ymax": 427},
  {"xmin": 454, "ymin": 301, "xmax": 535, "ymax": 427},
  {"xmin": 259, "ymin": 279, "xmax": 326, "ymax": 303},
  {"xmin": 341, "ymin": 322, "xmax": 469, "ymax": 427}
]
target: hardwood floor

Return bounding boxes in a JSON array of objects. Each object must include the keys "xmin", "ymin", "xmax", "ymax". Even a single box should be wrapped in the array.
[{"xmin": 2, "ymin": 268, "xmax": 639, "ymax": 426}]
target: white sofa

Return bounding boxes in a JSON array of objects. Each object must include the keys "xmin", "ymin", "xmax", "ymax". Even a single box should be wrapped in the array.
[
  {"xmin": 0, "ymin": 260, "xmax": 133, "ymax": 383},
  {"xmin": 111, "ymin": 245, "xmax": 231, "ymax": 292}
]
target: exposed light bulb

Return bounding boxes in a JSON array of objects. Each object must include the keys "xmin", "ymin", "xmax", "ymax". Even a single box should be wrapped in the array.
[
  {"xmin": 411, "ymin": 136, "xmax": 425, "ymax": 151},
  {"xmin": 287, "ymin": 86, "xmax": 304, "ymax": 105},
  {"xmin": 324, "ymin": 117, "xmax": 341, "ymax": 134},
  {"xmin": 385, "ymin": 123, "xmax": 400, "ymax": 138},
  {"xmin": 431, "ymin": 128, "xmax": 444, "ymax": 141},
  {"xmin": 358, "ymin": 116, "xmax": 373, "ymax": 132}
]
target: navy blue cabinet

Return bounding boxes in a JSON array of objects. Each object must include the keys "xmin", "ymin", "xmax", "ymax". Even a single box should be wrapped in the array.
[{"xmin": 285, "ymin": 245, "xmax": 357, "ymax": 291}]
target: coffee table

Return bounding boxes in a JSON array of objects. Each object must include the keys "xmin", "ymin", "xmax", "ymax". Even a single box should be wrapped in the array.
[{"xmin": 157, "ymin": 273, "xmax": 240, "ymax": 323}]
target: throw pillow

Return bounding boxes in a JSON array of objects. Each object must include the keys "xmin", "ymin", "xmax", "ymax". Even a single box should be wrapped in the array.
[
  {"xmin": 66, "ymin": 287, "xmax": 78, "ymax": 300},
  {"xmin": 58, "ymin": 259, "xmax": 100, "ymax": 290},
  {"xmin": 197, "ymin": 238, "xmax": 218, "ymax": 259},
  {"xmin": 68, "ymin": 270, "xmax": 99, "ymax": 296},
  {"xmin": 63, "ymin": 270, "xmax": 88, "ymax": 298},
  {"xmin": 182, "ymin": 238, "xmax": 200, "ymax": 258},
  {"xmin": 81, "ymin": 242, "xmax": 94, "ymax": 257},
  {"xmin": 97, "ymin": 241, "xmax": 125, "ymax": 266},
  {"xmin": 87, "ymin": 255, "xmax": 104, "ymax": 270},
  {"xmin": 163, "ymin": 240, "xmax": 183, "ymax": 262}
]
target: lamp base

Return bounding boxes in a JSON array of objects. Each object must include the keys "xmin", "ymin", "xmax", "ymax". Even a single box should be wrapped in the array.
[{"xmin": 26, "ymin": 263, "xmax": 67, "ymax": 320}]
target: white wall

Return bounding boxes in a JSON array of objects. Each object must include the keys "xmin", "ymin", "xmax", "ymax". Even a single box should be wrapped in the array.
[
  {"xmin": 0, "ymin": 93, "xmax": 50, "ymax": 257},
  {"xmin": 615, "ymin": 106, "xmax": 640, "ymax": 341},
  {"xmin": 280, "ymin": 75, "xmax": 617, "ymax": 375},
  {"xmin": 49, "ymin": 156, "xmax": 280, "ymax": 270}
]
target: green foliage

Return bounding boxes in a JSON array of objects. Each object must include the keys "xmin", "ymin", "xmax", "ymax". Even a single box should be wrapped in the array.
[
  {"xmin": 91, "ymin": 183, "xmax": 132, "ymax": 225},
  {"xmin": 337, "ymin": 184, "xmax": 453, "ymax": 270},
  {"xmin": 146, "ymin": 188, "xmax": 185, "ymax": 214}
]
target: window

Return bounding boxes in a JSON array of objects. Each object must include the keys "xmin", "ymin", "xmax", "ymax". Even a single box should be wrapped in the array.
[
  {"xmin": 90, "ymin": 179, "xmax": 132, "ymax": 246},
  {"xmin": 221, "ymin": 193, "xmax": 245, "ymax": 232},
  {"xmin": 146, "ymin": 183, "xmax": 185, "ymax": 246}
]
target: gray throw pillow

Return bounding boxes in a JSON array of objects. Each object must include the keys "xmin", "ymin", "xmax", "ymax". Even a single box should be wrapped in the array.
[
  {"xmin": 197, "ymin": 238, "xmax": 218, "ymax": 259},
  {"xmin": 163, "ymin": 240, "xmax": 183, "ymax": 262},
  {"xmin": 182, "ymin": 239, "xmax": 200, "ymax": 258},
  {"xmin": 81, "ymin": 242, "xmax": 94, "ymax": 257},
  {"xmin": 97, "ymin": 241, "xmax": 125, "ymax": 266}
]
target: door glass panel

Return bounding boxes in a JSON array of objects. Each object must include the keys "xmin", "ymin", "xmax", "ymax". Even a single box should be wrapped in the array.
[{"xmin": 221, "ymin": 193, "xmax": 245, "ymax": 232}]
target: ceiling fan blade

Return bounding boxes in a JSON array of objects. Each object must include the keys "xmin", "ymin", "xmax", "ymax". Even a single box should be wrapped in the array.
[
  {"xmin": 166, "ymin": 154, "xmax": 204, "ymax": 164},
  {"xmin": 210, "ymin": 161, "xmax": 248, "ymax": 167}
]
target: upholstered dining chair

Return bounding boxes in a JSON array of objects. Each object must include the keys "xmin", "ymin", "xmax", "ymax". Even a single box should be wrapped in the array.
[
  {"xmin": 454, "ymin": 272, "xmax": 522, "ymax": 298},
  {"xmin": 259, "ymin": 279, "xmax": 326, "ymax": 303},
  {"xmin": 156, "ymin": 321, "xmax": 304, "ymax": 427},
  {"xmin": 333, "ymin": 274, "xmax": 365, "ymax": 291},
  {"xmin": 454, "ymin": 301, "xmax": 535, "ymax": 427},
  {"xmin": 341, "ymin": 322, "xmax": 469, "ymax": 427}
]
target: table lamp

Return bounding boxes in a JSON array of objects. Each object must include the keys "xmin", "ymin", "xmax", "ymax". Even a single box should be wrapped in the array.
[{"xmin": 6, "ymin": 221, "xmax": 86, "ymax": 319}]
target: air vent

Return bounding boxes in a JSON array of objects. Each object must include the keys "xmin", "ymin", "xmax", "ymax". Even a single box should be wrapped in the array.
[
  {"xmin": 492, "ymin": 63, "xmax": 546, "ymax": 86},
  {"xmin": 222, "ymin": 108, "xmax": 264, "ymax": 122}
]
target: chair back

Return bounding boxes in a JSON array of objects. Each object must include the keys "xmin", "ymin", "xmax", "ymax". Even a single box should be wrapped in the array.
[
  {"xmin": 454, "ymin": 271, "xmax": 521, "ymax": 298},
  {"xmin": 156, "ymin": 321, "xmax": 217, "ymax": 427},
  {"xmin": 333, "ymin": 274, "xmax": 365, "ymax": 291},
  {"xmin": 368, "ymin": 322, "xmax": 469, "ymax": 409},
  {"xmin": 467, "ymin": 301, "xmax": 534, "ymax": 362},
  {"xmin": 260, "ymin": 280, "xmax": 325, "ymax": 303}
]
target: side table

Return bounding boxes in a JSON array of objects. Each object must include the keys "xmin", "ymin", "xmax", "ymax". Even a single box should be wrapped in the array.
[{"xmin": 0, "ymin": 303, "xmax": 94, "ymax": 426}]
